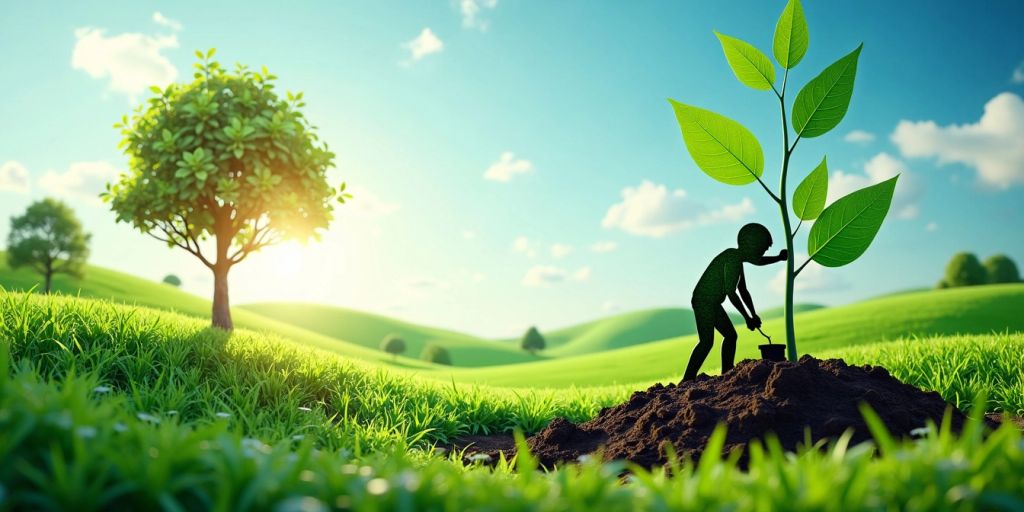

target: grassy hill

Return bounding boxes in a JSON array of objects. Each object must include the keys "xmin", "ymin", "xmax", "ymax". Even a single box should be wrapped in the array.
[
  {"xmin": 435, "ymin": 284, "xmax": 1024, "ymax": 387},
  {"xmin": 241, "ymin": 303, "xmax": 541, "ymax": 367}
]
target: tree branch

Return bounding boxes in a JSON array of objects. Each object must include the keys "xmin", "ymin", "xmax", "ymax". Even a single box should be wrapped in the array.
[
  {"xmin": 792, "ymin": 219, "xmax": 803, "ymax": 237},
  {"xmin": 794, "ymin": 257, "xmax": 813, "ymax": 277}
]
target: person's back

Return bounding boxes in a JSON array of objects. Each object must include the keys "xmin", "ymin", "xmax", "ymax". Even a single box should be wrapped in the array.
[{"xmin": 692, "ymin": 248, "xmax": 742, "ymax": 305}]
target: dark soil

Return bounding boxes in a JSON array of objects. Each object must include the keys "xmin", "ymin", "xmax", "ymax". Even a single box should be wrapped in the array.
[{"xmin": 454, "ymin": 356, "xmax": 986, "ymax": 468}]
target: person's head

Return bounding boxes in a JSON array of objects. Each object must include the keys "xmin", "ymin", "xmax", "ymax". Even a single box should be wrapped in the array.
[{"xmin": 737, "ymin": 223, "xmax": 772, "ymax": 260}]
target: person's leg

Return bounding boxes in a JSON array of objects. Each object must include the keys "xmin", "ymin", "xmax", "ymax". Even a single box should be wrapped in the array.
[
  {"xmin": 683, "ymin": 301, "xmax": 716, "ymax": 381},
  {"xmin": 714, "ymin": 305, "xmax": 739, "ymax": 373}
]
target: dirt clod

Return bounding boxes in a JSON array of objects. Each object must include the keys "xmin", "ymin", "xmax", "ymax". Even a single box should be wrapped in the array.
[{"xmin": 458, "ymin": 356, "xmax": 973, "ymax": 468}]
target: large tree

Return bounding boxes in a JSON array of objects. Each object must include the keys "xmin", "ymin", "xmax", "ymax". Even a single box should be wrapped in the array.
[
  {"xmin": 106, "ymin": 50, "xmax": 348, "ymax": 330},
  {"xmin": 983, "ymin": 254, "xmax": 1021, "ymax": 284},
  {"xmin": 7, "ymin": 198, "xmax": 91, "ymax": 293},
  {"xmin": 521, "ymin": 326, "xmax": 546, "ymax": 355},
  {"xmin": 939, "ymin": 252, "xmax": 986, "ymax": 289}
]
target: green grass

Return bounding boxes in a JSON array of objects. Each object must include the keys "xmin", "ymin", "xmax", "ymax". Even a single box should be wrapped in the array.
[
  {"xmin": 437, "ymin": 284, "xmax": 1024, "ymax": 387},
  {"xmin": 241, "ymin": 302, "xmax": 540, "ymax": 367},
  {"xmin": 1, "ymin": 291, "xmax": 1023, "ymax": 510}
]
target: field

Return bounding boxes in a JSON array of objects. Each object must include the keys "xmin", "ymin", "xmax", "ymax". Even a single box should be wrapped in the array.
[{"xmin": 1, "ymin": 290, "xmax": 1022, "ymax": 510}]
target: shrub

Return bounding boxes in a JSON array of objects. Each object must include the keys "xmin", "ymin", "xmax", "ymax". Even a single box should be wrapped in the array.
[
  {"xmin": 521, "ymin": 326, "xmax": 546, "ymax": 355},
  {"xmin": 380, "ymin": 335, "xmax": 406, "ymax": 360},
  {"xmin": 940, "ymin": 252, "xmax": 986, "ymax": 288},
  {"xmin": 420, "ymin": 344, "xmax": 451, "ymax": 365},
  {"xmin": 162, "ymin": 274, "xmax": 183, "ymax": 287},
  {"xmin": 984, "ymin": 254, "xmax": 1021, "ymax": 284}
]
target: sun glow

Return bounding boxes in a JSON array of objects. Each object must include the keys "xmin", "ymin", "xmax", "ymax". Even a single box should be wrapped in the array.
[{"xmin": 261, "ymin": 242, "xmax": 305, "ymax": 278}]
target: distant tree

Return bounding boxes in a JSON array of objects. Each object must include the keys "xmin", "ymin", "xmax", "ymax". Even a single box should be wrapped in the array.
[
  {"xmin": 6, "ymin": 198, "xmax": 90, "ymax": 294},
  {"xmin": 521, "ymin": 326, "xmax": 546, "ymax": 355},
  {"xmin": 420, "ymin": 344, "xmax": 451, "ymax": 365},
  {"xmin": 105, "ymin": 49, "xmax": 349, "ymax": 331},
  {"xmin": 380, "ymin": 334, "xmax": 406, "ymax": 361},
  {"xmin": 939, "ymin": 252, "xmax": 987, "ymax": 289},
  {"xmin": 983, "ymin": 254, "xmax": 1021, "ymax": 284},
  {"xmin": 163, "ymin": 274, "xmax": 183, "ymax": 287}
]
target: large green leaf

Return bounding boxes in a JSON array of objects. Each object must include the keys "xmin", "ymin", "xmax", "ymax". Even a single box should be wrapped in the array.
[
  {"xmin": 715, "ymin": 32, "xmax": 775, "ymax": 91},
  {"xmin": 669, "ymin": 100, "xmax": 764, "ymax": 186},
  {"xmin": 807, "ymin": 175, "xmax": 897, "ymax": 267},
  {"xmin": 792, "ymin": 156, "xmax": 828, "ymax": 220},
  {"xmin": 773, "ymin": 0, "xmax": 809, "ymax": 69},
  {"xmin": 791, "ymin": 44, "xmax": 863, "ymax": 138}
]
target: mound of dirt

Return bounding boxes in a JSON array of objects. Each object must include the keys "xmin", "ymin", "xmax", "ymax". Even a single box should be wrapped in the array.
[{"xmin": 461, "ymin": 356, "xmax": 971, "ymax": 468}]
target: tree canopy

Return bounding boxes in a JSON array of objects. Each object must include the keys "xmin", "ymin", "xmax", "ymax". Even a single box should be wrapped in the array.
[
  {"xmin": 521, "ymin": 326, "xmax": 546, "ymax": 354},
  {"xmin": 420, "ymin": 344, "xmax": 451, "ymax": 365},
  {"xmin": 983, "ymin": 254, "xmax": 1021, "ymax": 284},
  {"xmin": 380, "ymin": 335, "xmax": 407, "ymax": 360},
  {"xmin": 939, "ymin": 252, "xmax": 987, "ymax": 288},
  {"xmin": 6, "ymin": 198, "xmax": 90, "ymax": 293},
  {"xmin": 162, "ymin": 274, "xmax": 183, "ymax": 287},
  {"xmin": 105, "ymin": 49, "xmax": 349, "ymax": 329}
]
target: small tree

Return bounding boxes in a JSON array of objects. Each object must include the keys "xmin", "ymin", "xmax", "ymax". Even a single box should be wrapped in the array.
[
  {"xmin": 6, "ymin": 198, "xmax": 91, "ymax": 293},
  {"xmin": 380, "ymin": 334, "xmax": 407, "ymax": 361},
  {"xmin": 163, "ymin": 274, "xmax": 183, "ymax": 287},
  {"xmin": 983, "ymin": 254, "xmax": 1021, "ymax": 284},
  {"xmin": 521, "ymin": 326, "xmax": 546, "ymax": 355},
  {"xmin": 670, "ymin": 0, "xmax": 896, "ymax": 361},
  {"xmin": 420, "ymin": 344, "xmax": 451, "ymax": 365},
  {"xmin": 105, "ymin": 49, "xmax": 349, "ymax": 330},
  {"xmin": 939, "ymin": 252, "xmax": 986, "ymax": 288}
]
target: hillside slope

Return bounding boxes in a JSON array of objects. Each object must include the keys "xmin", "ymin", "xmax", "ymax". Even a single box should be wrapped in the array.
[{"xmin": 436, "ymin": 284, "xmax": 1024, "ymax": 387}]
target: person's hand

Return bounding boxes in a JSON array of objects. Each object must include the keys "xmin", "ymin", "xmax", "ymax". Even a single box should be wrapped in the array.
[
  {"xmin": 745, "ymin": 315, "xmax": 762, "ymax": 331},
  {"xmin": 778, "ymin": 249, "xmax": 789, "ymax": 260}
]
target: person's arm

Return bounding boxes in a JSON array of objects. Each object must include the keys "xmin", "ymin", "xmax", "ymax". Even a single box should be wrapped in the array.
[
  {"xmin": 727, "ymin": 291, "xmax": 749, "ymax": 321},
  {"xmin": 737, "ymin": 270, "xmax": 761, "ymax": 330},
  {"xmin": 752, "ymin": 249, "xmax": 788, "ymax": 266}
]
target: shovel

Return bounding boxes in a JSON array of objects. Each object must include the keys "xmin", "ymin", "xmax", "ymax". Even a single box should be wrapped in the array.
[{"xmin": 756, "ymin": 327, "xmax": 786, "ymax": 362}]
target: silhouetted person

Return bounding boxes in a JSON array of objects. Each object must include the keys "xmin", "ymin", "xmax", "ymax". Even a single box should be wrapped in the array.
[{"xmin": 683, "ymin": 223, "xmax": 787, "ymax": 381}]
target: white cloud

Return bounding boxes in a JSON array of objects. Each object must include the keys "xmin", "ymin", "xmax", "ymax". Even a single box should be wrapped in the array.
[
  {"xmin": 892, "ymin": 92, "xmax": 1024, "ymax": 189},
  {"xmin": 591, "ymin": 241, "xmax": 618, "ymax": 253},
  {"xmin": 771, "ymin": 254, "xmax": 849, "ymax": 294},
  {"xmin": 512, "ymin": 236, "xmax": 539, "ymax": 258},
  {"xmin": 403, "ymin": 28, "xmax": 444, "ymax": 61},
  {"xmin": 925, "ymin": 221, "xmax": 939, "ymax": 232},
  {"xmin": 460, "ymin": 0, "xmax": 499, "ymax": 30},
  {"xmin": 152, "ymin": 12, "xmax": 182, "ymax": 31},
  {"xmin": 405, "ymin": 277, "xmax": 450, "ymax": 291},
  {"xmin": 72, "ymin": 27, "xmax": 178, "ymax": 98},
  {"xmin": 1013, "ymin": 62, "xmax": 1024, "ymax": 84},
  {"xmin": 346, "ymin": 186, "xmax": 400, "ymax": 216},
  {"xmin": 550, "ymin": 243, "xmax": 573, "ymax": 258},
  {"xmin": 843, "ymin": 130, "xmax": 876, "ymax": 144},
  {"xmin": 0, "ymin": 161, "xmax": 31, "ymax": 194},
  {"xmin": 827, "ymin": 153, "xmax": 921, "ymax": 220},
  {"xmin": 522, "ymin": 265, "xmax": 590, "ymax": 287},
  {"xmin": 38, "ymin": 161, "xmax": 119, "ymax": 204},
  {"xmin": 602, "ymin": 180, "xmax": 754, "ymax": 238},
  {"xmin": 484, "ymin": 152, "xmax": 533, "ymax": 182}
]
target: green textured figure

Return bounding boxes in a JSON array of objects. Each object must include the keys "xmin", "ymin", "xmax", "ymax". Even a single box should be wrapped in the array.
[{"xmin": 684, "ymin": 223, "xmax": 787, "ymax": 381}]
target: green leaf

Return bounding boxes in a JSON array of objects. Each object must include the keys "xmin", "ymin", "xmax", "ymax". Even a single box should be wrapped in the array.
[
  {"xmin": 668, "ymin": 100, "xmax": 764, "ymax": 186},
  {"xmin": 715, "ymin": 32, "xmax": 775, "ymax": 91},
  {"xmin": 791, "ymin": 44, "xmax": 863, "ymax": 138},
  {"xmin": 792, "ymin": 157, "xmax": 828, "ymax": 220},
  {"xmin": 773, "ymin": 0, "xmax": 809, "ymax": 69},
  {"xmin": 807, "ymin": 175, "xmax": 897, "ymax": 267}
]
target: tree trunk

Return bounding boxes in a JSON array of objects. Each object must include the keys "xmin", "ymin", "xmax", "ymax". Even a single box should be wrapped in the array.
[
  {"xmin": 211, "ymin": 264, "xmax": 233, "ymax": 330},
  {"xmin": 44, "ymin": 271, "xmax": 53, "ymax": 294}
]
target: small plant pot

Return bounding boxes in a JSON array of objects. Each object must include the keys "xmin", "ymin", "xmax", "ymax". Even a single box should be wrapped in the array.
[{"xmin": 758, "ymin": 344, "xmax": 786, "ymax": 362}]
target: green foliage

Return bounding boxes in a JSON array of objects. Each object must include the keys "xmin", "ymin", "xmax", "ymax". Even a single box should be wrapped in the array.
[
  {"xmin": 520, "ymin": 326, "xmax": 546, "ymax": 354},
  {"xmin": 105, "ymin": 49, "xmax": 345, "ymax": 328},
  {"xmin": 715, "ymin": 32, "xmax": 775, "ymax": 90},
  {"xmin": 791, "ymin": 156, "xmax": 828, "ymax": 221},
  {"xmin": 161, "ymin": 274, "xmax": 182, "ymax": 287},
  {"xmin": 6, "ymin": 198, "xmax": 90, "ymax": 293},
  {"xmin": 421, "ymin": 344, "xmax": 452, "ymax": 365},
  {"xmin": 668, "ymin": 100, "xmax": 764, "ymax": 185},
  {"xmin": 807, "ymin": 176, "xmax": 898, "ymax": 267},
  {"xmin": 941, "ymin": 252, "xmax": 987, "ymax": 288},
  {"xmin": 380, "ymin": 334, "xmax": 406, "ymax": 359},
  {"xmin": 772, "ymin": 0, "xmax": 808, "ymax": 69},
  {"xmin": 791, "ymin": 44, "xmax": 862, "ymax": 138},
  {"xmin": 984, "ymin": 254, "xmax": 1021, "ymax": 284}
]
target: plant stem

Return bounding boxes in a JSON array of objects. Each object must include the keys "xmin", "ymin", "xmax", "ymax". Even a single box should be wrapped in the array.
[{"xmin": 777, "ymin": 70, "xmax": 798, "ymax": 362}]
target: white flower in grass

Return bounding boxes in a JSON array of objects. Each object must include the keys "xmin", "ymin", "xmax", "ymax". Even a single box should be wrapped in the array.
[
  {"xmin": 291, "ymin": 435, "xmax": 305, "ymax": 441},
  {"xmin": 576, "ymin": 454, "xmax": 593, "ymax": 463},
  {"xmin": 341, "ymin": 464, "xmax": 359, "ymax": 475},
  {"xmin": 358, "ymin": 466, "xmax": 374, "ymax": 477},
  {"xmin": 298, "ymin": 406, "xmax": 312, "ymax": 412},
  {"xmin": 910, "ymin": 426, "xmax": 931, "ymax": 438},
  {"xmin": 113, "ymin": 422, "xmax": 128, "ymax": 432},
  {"xmin": 92, "ymin": 386, "xmax": 112, "ymax": 394},
  {"xmin": 241, "ymin": 437, "xmax": 268, "ymax": 452},
  {"xmin": 165, "ymin": 410, "xmax": 179, "ymax": 416},
  {"xmin": 366, "ymin": 478, "xmax": 389, "ymax": 495},
  {"xmin": 137, "ymin": 413, "xmax": 161, "ymax": 424},
  {"xmin": 396, "ymin": 471, "xmax": 421, "ymax": 491},
  {"xmin": 215, "ymin": 412, "xmax": 231, "ymax": 419},
  {"xmin": 75, "ymin": 426, "xmax": 97, "ymax": 439}
]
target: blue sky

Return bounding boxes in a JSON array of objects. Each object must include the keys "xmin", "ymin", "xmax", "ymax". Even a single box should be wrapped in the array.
[{"xmin": 1, "ymin": 1, "xmax": 1022, "ymax": 336}]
